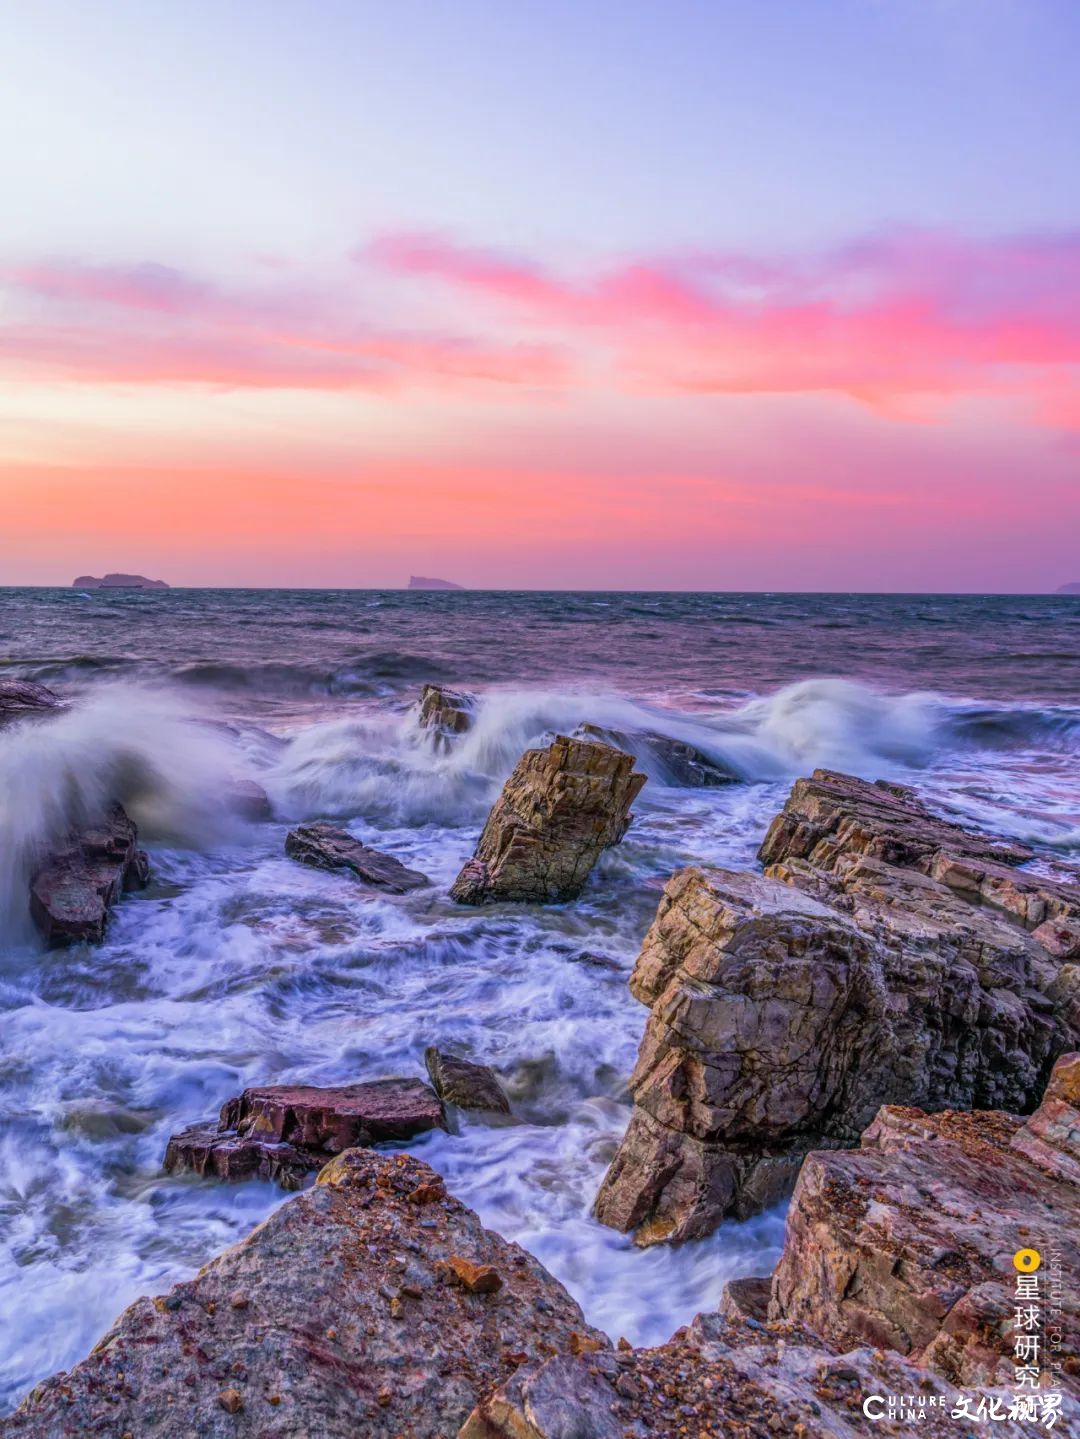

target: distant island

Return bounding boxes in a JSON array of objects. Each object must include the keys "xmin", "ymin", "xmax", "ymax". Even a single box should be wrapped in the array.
[
  {"xmin": 72, "ymin": 573, "xmax": 170, "ymax": 590},
  {"xmin": 408, "ymin": 575, "xmax": 464, "ymax": 591},
  {"xmin": 1057, "ymin": 582, "xmax": 1080, "ymax": 595}
]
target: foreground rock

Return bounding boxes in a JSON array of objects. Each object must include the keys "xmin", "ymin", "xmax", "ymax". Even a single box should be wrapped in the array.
[
  {"xmin": 29, "ymin": 802, "xmax": 150, "ymax": 946},
  {"xmin": 425, "ymin": 1047, "xmax": 511, "ymax": 1114},
  {"xmin": 5, "ymin": 1149, "xmax": 605, "ymax": 1438},
  {"xmin": 451, "ymin": 735, "xmax": 646, "ymax": 904},
  {"xmin": 771, "ymin": 1052, "xmax": 1080, "ymax": 1391},
  {"xmin": 226, "ymin": 777, "xmax": 273, "ymax": 821},
  {"xmin": 595, "ymin": 774, "xmax": 1077, "ymax": 1244},
  {"xmin": 417, "ymin": 682, "xmax": 474, "ymax": 746},
  {"xmin": 165, "ymin": 1078, "xmax": 446, "ymax": 1188},
  {"xmin": 285, "ymin": 822, "xmax": 428, "ymax": 892},
  {"xmin": 0, "ymin": 678, "xmax": 65, "ymax": 726}
]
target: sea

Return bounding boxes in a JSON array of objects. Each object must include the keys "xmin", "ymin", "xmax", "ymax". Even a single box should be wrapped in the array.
[{"xmin": 0, "ymin": 587, "xmax": 1077, "ymax": 1413}]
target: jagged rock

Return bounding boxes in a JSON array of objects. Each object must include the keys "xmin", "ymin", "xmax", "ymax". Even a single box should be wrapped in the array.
[
  {"xmin": 29, "ymin": 802, "xmax": 150, "ymax": 946},
  {"xmin": 0, "ymin": 678, "xmax": 65, "ymax": 726},
  {"xmin": 417, "ymin": 683, "xmax": 474, "ymax": 746},
  {"xmin": 770, "ymin": 1053, "xmax": 1080, "ymax": 1397},
  {"xmin": 594, "ymin": 852, "xmax": 1071, "ymax": 1244},
  {"xmin": 450, "ymin": 736, "xmax": 646, "ymax": 905},
  {"xmin": 425, "ymin": 1047, "xmax": 511, "ymax": 1114},
  {"xmin": 284, "ymin": 822, "xmax": 429, "ymax": 892},
  {"xmin": 164, "ymin": 1078, "xmax": 447, "ymax": 1187},
  {"xmin": 225, "ymin": 778, "xmax": 273, "ymax": 821},
  {"xmin": 459, "ymin": 1312, "xmax": 1009, "ymax": 1439},
  {"xmin": 760, "ymin": 768, "xmax": 1079, "ymax": 934},
  {"xmin": 577, "ymin": 721, "xmax": 733, "ymax": 787},
  {"xmin": 5, "ymin": 1148, "xmax": 605, "ymax": 1438}
]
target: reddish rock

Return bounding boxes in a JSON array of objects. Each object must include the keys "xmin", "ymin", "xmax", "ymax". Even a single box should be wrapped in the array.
[
  {"xmin": 447, "ymin": 1256, "xmax": 503, "ymax": 1294},
  {"xmin": 284, "ymin": 823, "xmax": 428, "ymax": 892},
  {"xmin": 164, "ymin": 1078, "xmax": 448, "ymax": 1187},
  {"xmin": 29, "ymin": 802, "xmax": 150, "ymax": 947},
  {"xmin": 450, "ymin": 735, "xmax": 646, "ymax": 905}
]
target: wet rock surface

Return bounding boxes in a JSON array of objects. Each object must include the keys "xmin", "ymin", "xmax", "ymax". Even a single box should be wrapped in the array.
[
  {"xmin": 0, "ymin": 678, "xmax": 65, "ymax": 726},
  {"xmin": 284, "ymin": 822, "xmax": 429, "ymax": 892},
  {"xmin": 577, "ymin": 720, "xmax": 734, "ymax": 787},
  {"xmin": 225, "ymin": 777, "xmax": 273, "ymax": 821},
  {"xmin": 425, "ymin": 1047, "xmax": 511, "ymax": 1114},
  {"xmin": 595, "ymin": 770, "xmax": 1078, "ymax": 1245},
  {"xmin": 417, "ymin": 682, "xmax": 474, "ymax": 745},
  {"xmin": 450, "ymin": 735, "xmax": 646, "ymax": 905},
  {"xmin": 164, "ymin": 1078, "xmax": 447, "ymax": 1187},
  {"xmin": 4, "ymin": 1149, "xmax": 605, "ymax": 1438},
  {"xmin": 29, "ymin": 801, "xmax": 150, "ymax": 946}
]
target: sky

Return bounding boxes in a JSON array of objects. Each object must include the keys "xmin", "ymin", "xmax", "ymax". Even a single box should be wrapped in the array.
[{"xmin": 1, "ymin": 0, "xmax": 1078, "ymax": 591}]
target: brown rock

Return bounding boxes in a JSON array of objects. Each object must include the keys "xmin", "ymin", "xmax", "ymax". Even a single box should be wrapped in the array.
[
  {"xmin": 217, "ymin": 1389, "xmax": 243, "ymax": 1414},
  {"xmin": 284, "ymin": 823, "xmax": 429, "ymax": 893},
  {"xmin": 447, "ymin": 1256, "xmax": 503, "ymax": 1294},
  {"xmin": 417, "ymin": 684, "xmax": 474, "ymax": 748},
  {"xmin": 770, "ymin": 1054, "xmax": 1080, "ymax": 1396},
  {"xmin": 164, "ymin": 1078, "xmax": 447, "ymax": 1187},
  {"xmin": 594, "ymin": 851, "xmax": 1069, "ymax": 1244},
  {"xmin": 425, "ymin": 1047, "xmax": 511, "ymax": 1114},
  {"xmin": 450, "ymin": 736, "xmax": 646, "ymax": 905},
  {"xmin": 4, "ymin": 1148, "xmax": 606, "ymax": 1438},
  {"xmin": 576, "ymin": 721, "xmax": 734, "ymax": 787},
  {"xmin": 29, "ymin": 802, "xmax": 150, "ymax": 947}
]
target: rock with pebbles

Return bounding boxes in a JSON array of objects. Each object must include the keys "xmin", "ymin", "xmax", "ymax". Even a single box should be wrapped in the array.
[
  {"xmin": 425, "ymin": 1047, "xmax": 511, "ymax": 1114},
  {"xmin": 450, "ymin": 735, "xmax": 646, "ymax": 905},
  {"xmin": 29, "ymin": 801, "xmax": 149, "ymax": 946},
  {"xmin": 285, "ymin": 822, "xmax": 429, "ymax": 892},
  {"xmin": 164, "ymin": 1078, "xmax": 447, "ymax": 1188},
  {"xmin": 4, "ymin": 1148, "xmax": 606, "ymax": 1438}
]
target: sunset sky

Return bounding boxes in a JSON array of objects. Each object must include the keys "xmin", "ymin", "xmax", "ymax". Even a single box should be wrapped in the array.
[{"xmin": 2, "ymin": 1, "xmax": 1078, "ymax": 590}]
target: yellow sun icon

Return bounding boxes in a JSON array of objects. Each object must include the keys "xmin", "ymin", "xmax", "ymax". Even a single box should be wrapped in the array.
[{"xmin": 1014, "ymin": 1248, "xmax": 1041, "ymax": 1273}]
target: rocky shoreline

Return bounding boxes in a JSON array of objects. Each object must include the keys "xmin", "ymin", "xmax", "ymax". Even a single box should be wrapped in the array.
[{"xmin": 2, "ymin": 678, "xmax": 1078, "ymax": 1432}]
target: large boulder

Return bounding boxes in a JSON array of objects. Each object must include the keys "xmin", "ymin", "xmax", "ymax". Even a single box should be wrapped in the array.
[
  {"xmin": 4, "ymin": 1149, "xmax": 607, "ymax": 1438},
  {"xmin": 417, "ymin": 683, "xmax": 474, "ymax": 748},
  {"xmin": 595, "ymin": 777, "xmax": 1076, "ymax": 1244},
  {"xmin": 0, "ymin": 678, "xmax": 65, "ymax": 726},
  {"xmin": 284, "ymin": 823, "xmax": 429, "ymax": 892},
  {"xmin": 770, "ymin": 1053, "xmax": 1080, "ymax": 1395},
  {"xmin": 165, "ymin": 1078, "xmax": 447, "ymax": 1188},
  {"xmin": 29, "ymin": 802, "xmax": 150, "ymax": 946},
  {"xmin": 450, "ymin": 736, "xmax": 646, "ymax": 905}
]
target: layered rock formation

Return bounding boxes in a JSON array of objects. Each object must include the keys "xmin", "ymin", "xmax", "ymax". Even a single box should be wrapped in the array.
[
  {"xmin": 451, "ymin": 735, "xmax": 646, "ymax": 905},
  {"xmin": 165, "ymin": 1078, "xmax": 446, "ymax": 1188},
  {"xmin": 29, "ymin": 802, "xmax": 150, "ymax": 946},
  {"xmin": 5, "ymin": 1149, "xmax": 605, "ymax": 1438},
  {"xmin": 417, "ymin": 682, "xmax": 474, "ymax": 746},
  {"xmin": 284, "ymin": 823, "xmax": 429, "ymax": 892},
  {"xmin": 425, "ymin": 1047, "xmax": 511, "ymax": 1114},
  {"xmin": 595, "ymin": 771, "xmax": 1078, "ymax": 1245},
  {"xmin": 0, "ymin": 678, "xmax": 65, "ymax": 726}
]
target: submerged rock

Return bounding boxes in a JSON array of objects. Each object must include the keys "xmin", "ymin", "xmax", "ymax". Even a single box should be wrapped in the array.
[
  {"xmin": 0, "ymin": 678, "xmax": 65, "ymax": 726},
  {"xmin": 595, "ymin": 772, "xmax": 1077, "ymax": 1245},
  {"xmin": 284, "ymin": 822, "xmax": 429, "ymax": 892},
  {"xmin": 6, "ymin": 1148, "xmax": 605, "ymax": 1438},
  {"xmin": 225, "ymin": 777, "xmax": 273, "ymax": 821},
  {"xmin": 165, "ymin": 1078, "xmax": 447, "ymax": 1187},
  {"xmin": 425, "ymin": 1047, "xmax": 511, "ymax": 1114},
  {"xmin": 29, "ymin": 802, "xmax": 150, "ymax": 946},
  {"xmin": 417, "ymin": 682, "xmax": 474, "ymax": 745},
  {"xmin": 577, "ymin": 721, "xmax": 733, "ymax": 787},
  {"xmin": 450, "ymin": 735, "xmax": 646, "ymax": 905}
]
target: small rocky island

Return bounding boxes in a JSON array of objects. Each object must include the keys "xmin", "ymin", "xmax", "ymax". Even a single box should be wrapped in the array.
[
  {"xmin": 3, "ymin": 681, "xmax": 1078, "ymax": 1436},
  {"xmin": 71, "ymin": 573, "xmax": 170, "ymax": 589},
  {"xmin": 408, "ymin": 574, "xmax": 464, "ymax": 590}
]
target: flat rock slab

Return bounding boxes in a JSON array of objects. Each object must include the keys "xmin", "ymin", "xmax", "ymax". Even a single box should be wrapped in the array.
[
  {"xmin": 285, "ymin": 823, "xmax": 429, "ymax": 892},
  {"xmin": 5, "ymin": 1148, "xmax": 607, "ymax": 1439},
  {"xmin": 165, "ymin": 1078, "xmax": 448, "ymax": 1187},
  {"xmin": 425, "ymin": 1047, "xmax": 511, "ymax": 1114},
  {"xmin": 0, "ymin": 678, "xmax": 65, "ymax": 725},
  {"xmin": 451, "ymin": 735, "xmax": 646, "ymax": 905},
  {"xmin": 29, "ymin": 801, "xmax": 150, "ymax": 946}
]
